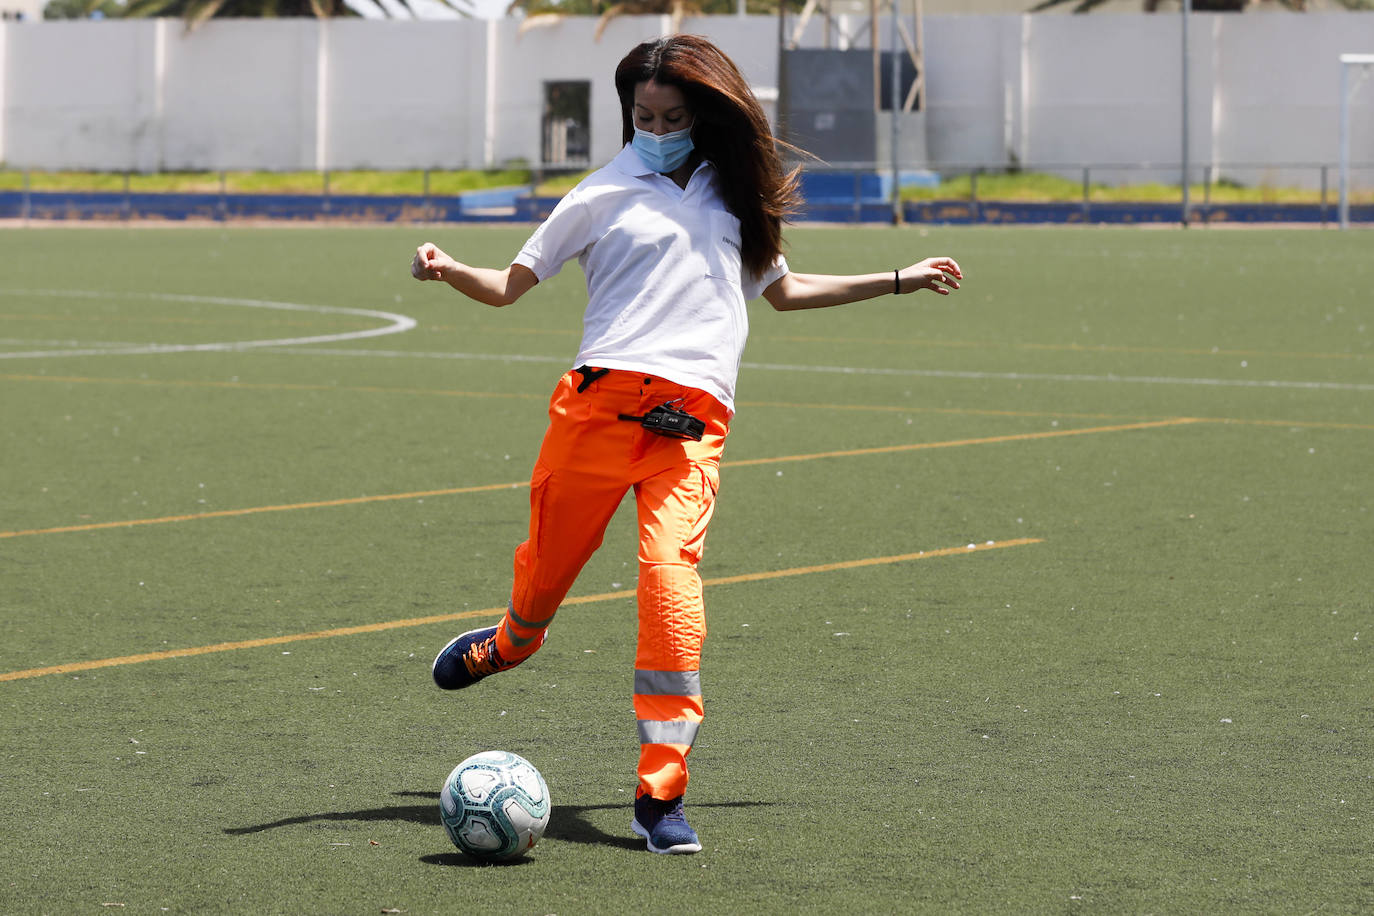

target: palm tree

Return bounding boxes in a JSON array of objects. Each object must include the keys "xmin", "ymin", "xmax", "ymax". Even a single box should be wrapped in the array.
[
  {"xmin": 1031, "ymin": 0, "xmax": 1372, "ymax": 12},
  {"xmin": 509, "ymin": 0, "xmax": 777, "ymax": 39},
  {"xmin": 59, "ymin": 0, "xmax": 472, "ymax": 28}
]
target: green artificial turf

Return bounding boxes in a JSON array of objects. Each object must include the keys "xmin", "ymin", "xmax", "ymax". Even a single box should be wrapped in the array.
[
  {"xmin": 0, "ymin": 225, "xmax": 1369, "ymax": 914},
  {"xmin": 0, "ymin": 168, "xmax": 536, "ymax": 196},
  {"xmin": 4, "ymin": 167, "xmax": 1370, "ymax": 202}
]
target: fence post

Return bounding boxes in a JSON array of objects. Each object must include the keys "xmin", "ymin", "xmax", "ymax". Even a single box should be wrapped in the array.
[
  {"xmin": 1320, "ymin": 164, "xmax": 1329, "ymax": 228},
  {"xmin": 1082, "ymin": 166, "xmax": 1090, "ymax": 222}
]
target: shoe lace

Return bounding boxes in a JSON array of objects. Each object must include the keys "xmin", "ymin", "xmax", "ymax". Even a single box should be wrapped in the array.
[
  {"xmin": 462, "ymin": 637, "xmax": 505, "ymax": 677},
  {"xmin": 641, "ymin": 796, "xmax": 687, "ymax": 829},
  {"xmin": 650, "ymin": 798, "xmax": 696, "ymax": 844}
]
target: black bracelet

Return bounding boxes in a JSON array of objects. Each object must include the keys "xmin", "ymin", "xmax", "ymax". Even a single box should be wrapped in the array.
[{"xmin": 893, "ymin": 268, "xmax": 901, "ymax": 295}]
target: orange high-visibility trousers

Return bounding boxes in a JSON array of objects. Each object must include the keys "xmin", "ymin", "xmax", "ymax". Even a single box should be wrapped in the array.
[{"xmin": 492, "ymin": 368, "xmax": 730, "ymax": 801}]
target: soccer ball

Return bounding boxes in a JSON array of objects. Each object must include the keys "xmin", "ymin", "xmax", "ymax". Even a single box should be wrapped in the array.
[{"xmin": 439, "ymin": 750, "xmax": 551, "ymax": 860}]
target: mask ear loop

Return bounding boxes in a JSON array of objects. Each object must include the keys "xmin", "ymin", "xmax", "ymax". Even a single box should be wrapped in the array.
[{"xmin": 683, "ymin": 119, "xmax": 700, "ymax": 167}]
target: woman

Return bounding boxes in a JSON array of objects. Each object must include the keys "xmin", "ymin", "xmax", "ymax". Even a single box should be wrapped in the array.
[{"xmin": 411, "ymin": 34, "xmax": 961, "ymax": 856}]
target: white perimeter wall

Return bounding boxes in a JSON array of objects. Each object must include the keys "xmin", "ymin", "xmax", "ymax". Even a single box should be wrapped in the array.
[
  {"xmin": 1212, "ymin": 13, "xmax": 1374, "ymax": 186},
  {"xmin": 489, "ymin": 14, "xmax": 782, "ymax": 168},
  {"xmin": 0, "ymin": 23, "xmax": 6, "ymax": 163},
  {"xmin": 2, "ymin": 12, "xmax": 1373, "ymax": 185},
  {"xmin": 322, "ymin": 20, "xmax": 493, "ymax": 170},
  {"xmin": 920, "ymin": 11, "xmax": 1374, "ymax": 185}
]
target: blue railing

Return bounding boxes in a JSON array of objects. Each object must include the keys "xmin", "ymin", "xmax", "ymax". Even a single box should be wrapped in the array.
[{"xmin": 2, "ymin": 164, "xmax": 1370, "ymax": 225}]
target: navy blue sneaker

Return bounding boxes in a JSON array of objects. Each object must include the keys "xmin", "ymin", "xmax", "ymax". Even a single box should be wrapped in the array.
[
  {"xmin": 432, "ymin": 626, "xmax": 517, "ymax": 690},
  {"xmin": 631, "ymin": 793, "xmax": 702, "ymax": 855}
]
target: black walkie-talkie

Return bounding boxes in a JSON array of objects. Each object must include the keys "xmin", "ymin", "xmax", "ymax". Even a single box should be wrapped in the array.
[{"xmin": 617, "ymin": 403, "xmax": 706, "ymax": 441}]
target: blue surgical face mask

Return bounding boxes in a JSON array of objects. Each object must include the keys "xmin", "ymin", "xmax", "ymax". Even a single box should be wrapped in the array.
[{"xmin": 632, "ymin": 124, "xmax": 695, "ymax": 174}]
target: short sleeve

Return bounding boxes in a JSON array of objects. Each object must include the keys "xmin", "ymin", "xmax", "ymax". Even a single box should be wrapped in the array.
[
  {"xmin": 742, "ymin": 255, "xmax": 789, "ymax": 301},
  {"xmin": 511, "ymin": 190, "xmax": 594, "ymax": 282}
]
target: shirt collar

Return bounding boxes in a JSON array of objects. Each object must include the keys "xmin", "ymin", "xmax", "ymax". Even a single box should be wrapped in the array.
[
  {"xmin": 612, "ymin": 143, "xmax": 654, "ymax": 177},
  {"xmin": 612, "ymin": 143, "xmax": 715, "ymax": 185}
]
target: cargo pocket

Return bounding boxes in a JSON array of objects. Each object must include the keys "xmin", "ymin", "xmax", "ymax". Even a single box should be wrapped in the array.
[{"xmin": 680, "ymin": 463, "xmax": 720, "ymax": 565}]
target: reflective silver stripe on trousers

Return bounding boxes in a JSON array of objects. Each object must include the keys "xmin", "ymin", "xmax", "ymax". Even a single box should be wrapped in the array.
[
  {"xmin": 504, "ymin": 601, "xmax": 553, "ymax": 648},
  {"xmin": 634, "ymin": 668, "xmax": 702, "ymax": 697},
  {"xmin": 637, "ymin": 719, "xmax": 701, "ymax": 747}
]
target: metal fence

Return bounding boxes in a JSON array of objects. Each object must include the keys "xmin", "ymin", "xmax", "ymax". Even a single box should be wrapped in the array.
[
  {"xmin": 791, "ymin": 161, "xmax": 1374, "ymax": 227},
  {"xmin": 2, "ymin": 161, "xmax": 1372, "ymax": 226}
]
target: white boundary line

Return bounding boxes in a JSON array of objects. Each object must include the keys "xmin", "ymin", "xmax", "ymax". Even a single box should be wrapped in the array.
[
  {"xmin": 0, "ymin": 289, "xmax": 416, "ymax": 360},
  {"xmin": 3, "ymin": 293, "xmax": 1367, "ymax": 394},
  {"xmin": 740, "ymin": 360, "xmax": 1374, "ymax": 394},
  {"xmin": 254, "ymin": 347, "xmax": 1374, "ymax": 394}
]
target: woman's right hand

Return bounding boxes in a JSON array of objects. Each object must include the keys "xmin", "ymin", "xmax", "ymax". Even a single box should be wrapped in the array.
[{"xmin": 411, "ymin": 242, "xmax": 454, "ymax": 281}]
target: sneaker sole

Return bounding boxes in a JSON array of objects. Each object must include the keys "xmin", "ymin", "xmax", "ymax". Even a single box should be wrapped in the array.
[{"xmin": 631, "ymin": 818, "xmax": 702, "ymax": 855}]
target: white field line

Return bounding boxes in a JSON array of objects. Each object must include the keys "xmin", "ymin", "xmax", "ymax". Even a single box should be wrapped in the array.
[
  {"xmin": 3, "ymin": 291, "xmax": 1367, "ymax": 394},
  {"xmin": 253, "ymin": 347, "xmax": 1374, "ymax": 394},
  {"xmin": 0, "ymin": 289, "xmax": 416, "ymax": 359},
  {"xmin": 741, "ymin": 360, "xmax": 1374, "ymax": 393},
  {"xmin": 0, "ymin": 338, "xmax": 146, "ymax": 348}
]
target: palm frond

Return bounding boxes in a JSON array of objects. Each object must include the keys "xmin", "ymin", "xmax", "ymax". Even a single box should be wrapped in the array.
[
  {"xmin": 398, "ymin": 0, "xmax": 474, "ymax": 16},
  {"xmin": 518, "ymin": 11, "xmax": 569, "ymax": 34},
  {"xmin": 592, "ymin": 0, "xmax": 701, "ymax": 38},
  {"xmin": 1028, "ymin": 0, "xmax": 1114, "ymax": 11},
  {"xmin": 592, "ymin": 2, "xmax": 624, "ymax": 40},
  {"xmin": 185, "ymin": 0, "xmax": 232, "ymax": 30},
  {"xmin": 120, "ymin": 0, "xmax": 183, "ymax": 17}
]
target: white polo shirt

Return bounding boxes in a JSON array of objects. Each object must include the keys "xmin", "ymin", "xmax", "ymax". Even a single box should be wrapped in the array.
[{"xmin": 512, "ymin": 144, "xmax": 789, "ymax": 414}]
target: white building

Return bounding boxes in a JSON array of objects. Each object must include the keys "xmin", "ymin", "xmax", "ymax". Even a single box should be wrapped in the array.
[{"xmin": 1, "ymin": 10, "xmax": 1372, "ymax": 190}]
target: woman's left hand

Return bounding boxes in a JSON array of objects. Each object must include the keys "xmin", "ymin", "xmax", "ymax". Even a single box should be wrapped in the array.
[{"xmin": 899, "ymin": 257, "xmax": 963, "ymax": 295}]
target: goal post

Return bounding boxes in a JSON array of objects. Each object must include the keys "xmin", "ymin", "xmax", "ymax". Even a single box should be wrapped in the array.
[{"xmin": 1339, "ymin": 53, "xmax": 1374, "ymax": 229}]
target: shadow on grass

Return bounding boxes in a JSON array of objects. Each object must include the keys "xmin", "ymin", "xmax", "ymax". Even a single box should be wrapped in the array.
[{"xmin": 225, "ymin": 791, "xmax": 769, "ymax": 862}]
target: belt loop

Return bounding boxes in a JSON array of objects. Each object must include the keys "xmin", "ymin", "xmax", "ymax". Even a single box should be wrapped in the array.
[{"xmin": 574, "ymin": 365, "xmax": 610, "ymax": 393}]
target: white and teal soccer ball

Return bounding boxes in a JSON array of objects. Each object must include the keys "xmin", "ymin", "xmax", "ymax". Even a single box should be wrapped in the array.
[{"xmin": 440, "ymin": 751, "xmax": 551, "ymax": 860}]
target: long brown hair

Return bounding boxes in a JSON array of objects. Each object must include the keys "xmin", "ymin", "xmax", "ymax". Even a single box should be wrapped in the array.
[{"xmin": 615, "ymin": 35, "xmax": 800, "ymax": 279}]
